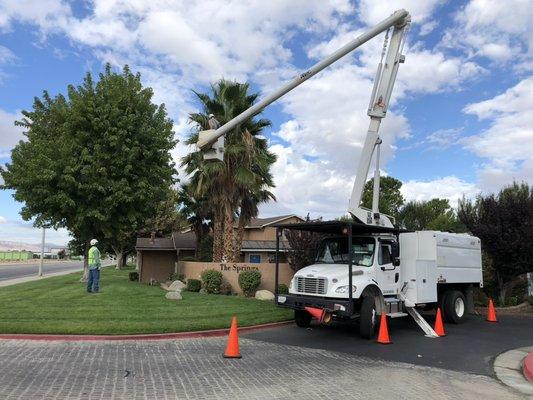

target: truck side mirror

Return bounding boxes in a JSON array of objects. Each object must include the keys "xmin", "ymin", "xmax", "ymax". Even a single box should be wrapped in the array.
[{"xmin": 391, "ymin": 242, "xmax": 400, "ymax": 266}]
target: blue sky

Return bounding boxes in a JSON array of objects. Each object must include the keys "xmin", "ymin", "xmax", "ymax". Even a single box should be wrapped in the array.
[{"xmin": 0, "ymin": 0, "xmax": 531, "ymax": 245}]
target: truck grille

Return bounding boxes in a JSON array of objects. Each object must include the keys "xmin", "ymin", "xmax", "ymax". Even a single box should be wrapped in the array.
[{"xmin": 295, "ymin": 277, "xmax": 327, "ymax": 295}]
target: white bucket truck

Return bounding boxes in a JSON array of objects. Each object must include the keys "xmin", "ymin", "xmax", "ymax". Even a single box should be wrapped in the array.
[
  {"xmin": 274, "ymin": 223, "xmax": 482, "ymax": 338},
  {"xmin": 195, "ymin": 9, "xmax": 483, "ymax": 337}
]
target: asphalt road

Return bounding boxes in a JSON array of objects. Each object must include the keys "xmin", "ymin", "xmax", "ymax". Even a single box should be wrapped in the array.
[
  {"xmin": 0, "ymin": 260, "xmax": 100, "ymax": 281},
  {"xmin": 243, "ymin": 312, "xmax": 533, "ymax": 376}
]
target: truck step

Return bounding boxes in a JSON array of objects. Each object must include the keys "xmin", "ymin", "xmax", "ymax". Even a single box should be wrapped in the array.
[{"xmin": 387, "ymin": 312, "xmax": 408, "ymax": 318}]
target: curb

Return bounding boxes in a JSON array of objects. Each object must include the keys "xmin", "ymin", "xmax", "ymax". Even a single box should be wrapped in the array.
[
  {"xmin": 0, "ymin": 320, "xmax": 293, "ymax": 342},
  {"xmin": 523, "ymin": 352, "xmax": 533, "ymax": 383},
  {"xmin": 493, "ymin": 346, "xmax": 533, "ymax": 396}
]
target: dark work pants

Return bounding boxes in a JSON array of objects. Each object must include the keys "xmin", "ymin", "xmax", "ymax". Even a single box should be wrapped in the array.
[{"xmin": 87, "ymin": 268, "xmax": 100, "ymax": 293}]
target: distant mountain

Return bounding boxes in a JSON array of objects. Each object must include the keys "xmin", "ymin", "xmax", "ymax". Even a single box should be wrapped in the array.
[{"xmin": 0, "ymin": 241, "xmax": 65, "ymax": 252}]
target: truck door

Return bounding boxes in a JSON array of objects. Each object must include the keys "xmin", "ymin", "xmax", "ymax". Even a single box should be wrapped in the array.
[{"xmin": 376, "ymin": 241, "xmax": 398, "ymax": 296}]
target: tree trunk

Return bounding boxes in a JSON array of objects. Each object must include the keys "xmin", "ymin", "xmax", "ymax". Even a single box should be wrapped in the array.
[
  {"xmin": 212, "ymin": 213, "xmax": 223, "ymax": 262},
  {"xmin": 79, "ymin": 241, "xmax": 89, "ymax": 282},
  {"xmin": 113, "ymin": 247, "xmax": 124, "ymax": 270},
  {"xmin": 233, "ymin": 215, "xmax": 246, "ymax": 262},
  {"xmin": 222, "ymin": 204, "xmax": 234, "ymax": 262}
]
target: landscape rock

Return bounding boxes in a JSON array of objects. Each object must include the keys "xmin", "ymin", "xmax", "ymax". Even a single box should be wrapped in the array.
[
  {"xmin": 165, "ymin": 291, "xmax": 182, "ymax": 300},
  {"xmin": 168, "ymin": 280, "xmax": 186, "ymax": 291},
  {"xmin": 255, "ymin": 290, "xmax": 275, "ymax": 301},
  {"xmin": 199, "ymin": 288, "xmax": 207, "ymax": 294}
]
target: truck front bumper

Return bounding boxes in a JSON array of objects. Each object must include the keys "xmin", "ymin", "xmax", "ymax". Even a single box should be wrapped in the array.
[{"xmin": 276, "ymin": 294, "xmax": 354, "ymax": 317}]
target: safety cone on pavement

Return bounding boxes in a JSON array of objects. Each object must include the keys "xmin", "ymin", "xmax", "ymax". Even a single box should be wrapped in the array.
[
  {"xmin": 376, "ymin": 313, "xmax": 392, "ymax": 344},
  {"xmin": 305, "ymin": 306, "xmax": 325, "ymax": 322},
  {"xmin": 223, "ymin": 316, "xmax": 242, "ymax": 358},
  {"xmin": 434, "ymin": 307, "xmax": 446, "ymax": 337},
  {"xmin": 486, "ymin": 299, "xmax": 498, "ymax": 323}
]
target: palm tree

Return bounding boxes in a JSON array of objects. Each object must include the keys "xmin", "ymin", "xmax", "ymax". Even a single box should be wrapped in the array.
[{"xmin": 181, "ymin": 80, "xmax": 277, "ymax": 262}]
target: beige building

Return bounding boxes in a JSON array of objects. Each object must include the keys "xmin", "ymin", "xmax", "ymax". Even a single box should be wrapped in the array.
[{"xmin": 136, "ymin": 214, "xmax": 302, "ymax": 286}]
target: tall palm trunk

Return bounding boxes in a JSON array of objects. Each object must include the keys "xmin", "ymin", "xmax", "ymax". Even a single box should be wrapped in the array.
[
  {"xmin": 233, "ymin": 215, "xmax": 246, "ymax": 262},
  {"xmin": 222, "ymin": 204, "xmax": 234, "ymax": 262},
  {"xmin": 212, "ymin": 213, "xmax": 223, "ymax": 262}
]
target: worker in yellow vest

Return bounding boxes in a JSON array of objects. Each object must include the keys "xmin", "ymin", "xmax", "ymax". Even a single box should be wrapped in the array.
[{"xmin": 87, "ymin": 238, "xmax": 102, "ymax": 293}]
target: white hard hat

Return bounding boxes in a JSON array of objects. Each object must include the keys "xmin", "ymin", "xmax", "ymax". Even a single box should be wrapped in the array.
[
  {"xmin": 208, "ymin": 114, "xmax": 214, "ymax": 118},
  {"xmin": 90, "ymin": 239, "xmax": 98, "ymax": 245}
]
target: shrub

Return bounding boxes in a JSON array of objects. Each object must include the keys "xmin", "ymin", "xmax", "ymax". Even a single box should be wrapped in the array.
[
  {"xmin": 180, "ymin": 256, "xmax": 197, "ymax": 262},
  {"xmin": 238, "ymin": 270, "xmax": 261, "ymax": 297},
  {"xmin": 278, "ymin": 284, "xmax": 289, "ymax": 295},
  {"xmin": 528, "ymin": 295, "xmax": 533, "ymax": 306},
  {"xmin": 220, "ymin": 281, "xmax": 232, "ymax": 295},
  {"xmin": 186, "ymin": 279, "xmax": 201, "ymax": 292},
  {"xmin": 128, "ymin": 271, "xmax": 139, "ymax": 282},
  {"xmin": 201, "ymin": 269, "xmax": 223, "ymax": 294},
  {"xmin": 168, "ymin": 272, "xmax": 179, "ymax": 282}
]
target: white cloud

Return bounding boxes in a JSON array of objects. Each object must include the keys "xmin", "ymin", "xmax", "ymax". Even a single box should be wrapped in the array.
[
  {"xmin": 260, "ymin": 144, "xmax": 353, "ymax": 220},
  {"xmin": 358, "ymin": 0, "xmax": 444, "ymax": 25},
  {"xmin": 401, "ymin": 176, "xmax": 479, "ymax": 207},
  {"xmin": 0, "ymin": 219, "xmax": 71, "ymax": 245},
  {"xmin": 443, "ymin": 0, "xmax": 533, "ymax": 68},
  {"xmin": 426, "ymin": 128, "xmax": 463, "ymax": 149},
  {"xmin": 463, "ymin": 77, "xmax": 533, "ymax": 162},
  {"xmin": 0, "ymin": 0, "xmax": 71, "ymax": 32},
  {"xmin": 462, "ymin": 77, "xmax": 533, "ymax": 191},
  {"xmin": 0, "ymin": 108, "xmax": 23, "ymax": 153}
]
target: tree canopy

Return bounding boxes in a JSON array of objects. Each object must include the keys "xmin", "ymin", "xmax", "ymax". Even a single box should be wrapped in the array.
[
  {"xmin": 1, "ymin": 64, "xmax": 177, "ymax": 271},
  {"xmin": 397, "ymin": 198, "xmax": 466, "ymax": 232},
  {"xmin": 458, "ymin": 182, "xmax": 533, "ymax": 303},
  {"xmin": 361, "ymin": 176, "xmax": 405, "ymax": 218},
  {"xmin": 181, "ymin": 79, "xmax": 276, "ymax": 262}
]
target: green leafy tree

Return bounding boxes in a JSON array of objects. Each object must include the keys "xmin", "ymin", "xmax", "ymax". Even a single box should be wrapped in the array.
[
  {"xmin": 458, "ymin": 182, "xmax": 533, "ymax": 304},
  {"xmin": 1, "ymin": 64, "xmax": 176, "ymax": 277},
  {"xmin": 181, "ymin": 80, "xmax": 276, "ymax": 262},
  {"xmin": 361, "ymin": 176, "xmax": 404, "ymax": 219},
  {"xmin": 398, "ymin": 198, "xmax": 466, "ymax": 232}
]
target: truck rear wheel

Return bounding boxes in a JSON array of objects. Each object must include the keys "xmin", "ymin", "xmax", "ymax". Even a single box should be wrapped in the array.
[
  {"xmin": 359, "ymin": 296, "xmax": 378, "ymax": 339},
  {"xmin": 294, "ymin": 310, "xmax": 312, "ymax": 328},
  {"xmin": 443, "ymin": 290, "xmax": 467, "ymax": 324}
]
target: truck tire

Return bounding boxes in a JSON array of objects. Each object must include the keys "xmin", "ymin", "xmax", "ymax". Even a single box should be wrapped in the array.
[
  {"xmin": 443, "ymin": 290, "xmax": 467, "ymax": 324},
  {"xmin": 294, "ymin": 310, "xmax": 312, "ymax": 328},
  {"xmin": 359, "ymin": 296, "xmax": 378, "ymax": 339}
]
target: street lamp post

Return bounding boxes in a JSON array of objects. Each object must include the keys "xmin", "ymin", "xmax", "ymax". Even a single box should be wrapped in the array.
[{"xmin": 38, "ymin": 227, "xmax": 45, "ymax": 277}]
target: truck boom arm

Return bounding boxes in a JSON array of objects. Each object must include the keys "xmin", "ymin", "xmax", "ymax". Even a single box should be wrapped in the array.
[{"xmin": 196, "ymin": 9, "xmax": 411, "ymax": 227}]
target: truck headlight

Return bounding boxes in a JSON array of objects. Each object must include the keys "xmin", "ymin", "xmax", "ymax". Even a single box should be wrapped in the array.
[{"xmin": 335, "ymin": 285, "xmax": 356, "ymax": 294}]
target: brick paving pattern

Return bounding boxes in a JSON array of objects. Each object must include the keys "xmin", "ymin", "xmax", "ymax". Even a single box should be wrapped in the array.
[{"xmin": 0, "ymin": 338, "xmax": 521, "ymax": 399}]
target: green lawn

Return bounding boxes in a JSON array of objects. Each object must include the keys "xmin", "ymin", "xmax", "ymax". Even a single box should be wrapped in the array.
[{"xmin": 0, "ymin": 266, "xmax": 293, "ymax": 335}]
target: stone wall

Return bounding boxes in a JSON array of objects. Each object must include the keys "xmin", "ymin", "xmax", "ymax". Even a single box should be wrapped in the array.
[{"xmin": 178, "ymin": 261, "xmax": 293, "ymax": 294}]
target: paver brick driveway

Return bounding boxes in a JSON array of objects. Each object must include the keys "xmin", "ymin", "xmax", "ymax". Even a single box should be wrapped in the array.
[{"xmin": 0, "ymin": 337, "xmax": 522, "ymax": 400}]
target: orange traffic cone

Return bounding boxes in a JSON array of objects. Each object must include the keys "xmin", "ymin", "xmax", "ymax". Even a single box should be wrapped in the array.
[
  {"xmin": 434, "ymin": 308, "xmax": 446, "ymax": 336},
  {"xmin": 305, "ymin": 306, "xmax": 325, "ymax": 322},
  {"xmin": 487, "ymin": 299, "xmax": 498, "ymax": 323},
  {"xmin": 376, "ymin": 313, "xmax": 392, "ymax": 344},
  {"xmin": 223, "ymin": 316, "xmax": 242, "ymax": 358}
]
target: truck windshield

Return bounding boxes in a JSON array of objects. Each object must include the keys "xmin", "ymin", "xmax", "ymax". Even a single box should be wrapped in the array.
[{"xmin": 316, "ymin": 237, "xmax": 375, "ymax": 267}]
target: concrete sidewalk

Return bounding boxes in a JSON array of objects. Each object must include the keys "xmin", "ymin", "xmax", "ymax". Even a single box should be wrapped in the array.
[{"xmin": 0, "ymin": 337, "xmax": 521, "ymax": 400}]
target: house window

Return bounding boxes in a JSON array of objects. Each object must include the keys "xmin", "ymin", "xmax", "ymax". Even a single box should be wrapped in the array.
[{"xmin": 249, "ymin": 254, "xmax": 261, "ymax": 263}]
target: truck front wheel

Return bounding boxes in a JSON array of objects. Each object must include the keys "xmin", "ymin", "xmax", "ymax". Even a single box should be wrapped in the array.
[
  {"xmin": 294, "ymin": 310, "xmax": 312, "ymax": 328},
  {"xmin": 359, "ymin": 296, "xmax": 378, "ymax": 339},
  {"xmin": 443, "ymin": 290, "xmax": 467, "ymax": 324}
]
